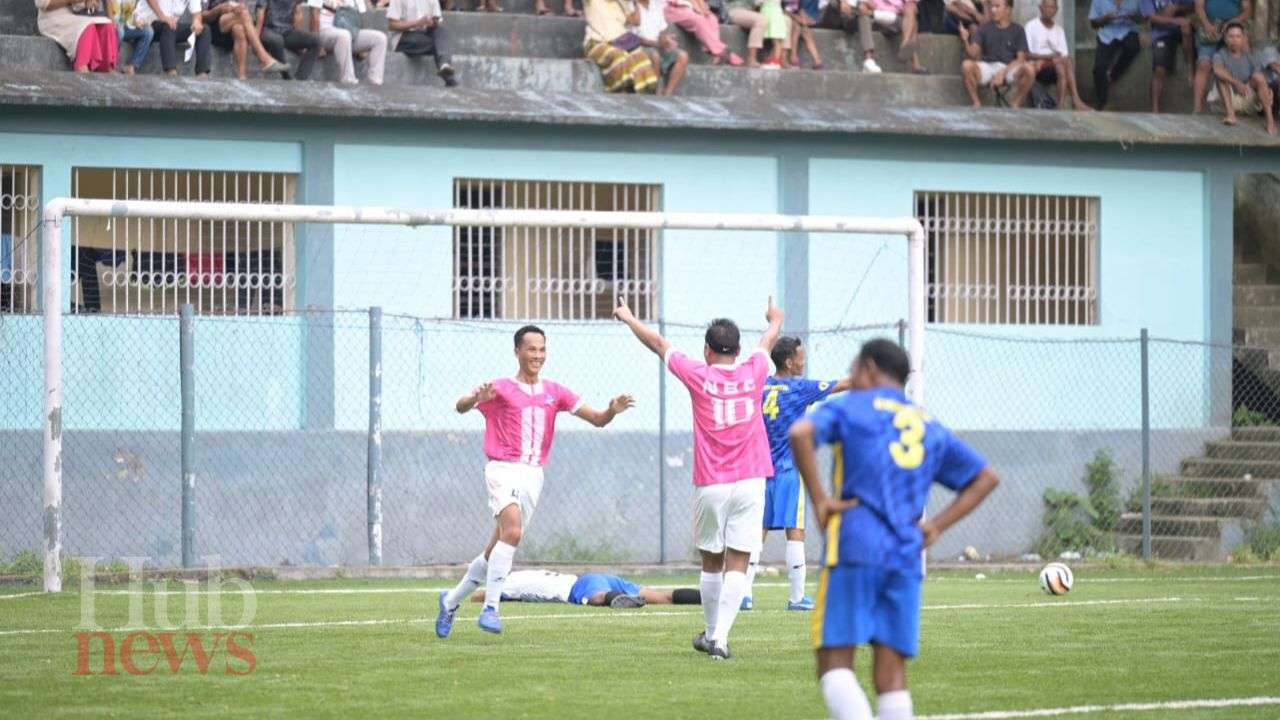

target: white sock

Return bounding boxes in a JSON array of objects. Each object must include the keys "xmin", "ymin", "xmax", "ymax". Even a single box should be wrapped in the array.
[
  {"xmin": 820, "ymin": 668, "xmax": 873, "ymax": 720},
  {"xmin": 700, "ymin": 571, "xmax": 722, "ymax": 637},
  {"xmin": 878, "ymin": 690, "xmax": 913, "ymax": 720},
  {"xmin": 443, "ymin": 553, "xmax": 487, "ymax": 610},
  {"xmin": 710, "ymin": 570, "xmax": 747, "ymax": 644},
  {"xmin": 745, "ymin": 550, "xmax": 760, "ymax": 600},
  {"xmin": 786, "ymin": 540, "xmax": 807, "ymax": 603},
  {"xmin": 483, "ymin": 541, "xmax": 516, "ymax": 609}
]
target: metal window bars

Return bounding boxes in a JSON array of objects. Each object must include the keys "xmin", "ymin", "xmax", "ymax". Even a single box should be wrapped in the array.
[
  {"xmin": 452, "ymin": 179, "xmax": 661, "ymax": 321},
  {"xmin": 0, "ymin": 165, "xmax": 41, "ymax": 314},
  {"xmin": 69, "ymin": 168, "xmax": 297, "ymax": 316},
  {"xmin": 916, "ymin": 191, "xmax": 1099, "ymax": 326}
]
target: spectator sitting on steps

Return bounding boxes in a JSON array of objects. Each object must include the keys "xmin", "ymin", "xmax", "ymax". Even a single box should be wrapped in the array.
[
  {"xmin": 1211, "ymin": 22, "xmax": 1276, "ymax": 134},
  {"xmin": 1024, "ymin": 0, "xmax": 1091, "ymax": 109},
  {"xmin": 819, "ymin": 0, "xmax": 881, "ymax": 73},
  {"xmin": 854, "ymin": 0, "xmax": 929, "ymax": 75},
  {"xmin": 203, "ymin": 0, "xmax": 288, "ymax": 79},
  {"xmin": 36, "ymin": 0, "xmax": 120, "ymax": 73},
  {"xmin": 631, "ymin": 0, "xmax": 690, "ymax": 93},
  {"xmin": 1142, "ymin": 0, "xmax": 1195, "ymax": 113},
  {"xmin": 664, "ymin": 0, "xmax": 745, "ymax": 66},
  {"xmin": 317, "ymin": 0, "xmax": 388, "ymax": 85},
  {"xmin": 1192, "ymin": 0, "xmax": 1252, "ymax": 113},
  {"xmin": 107, "ymin": 0, "xmax": 153, "ymax": 75},
  {"xmin": 1089, "ymin": 0, "xmax": 1143, "ymax": 109},
  {"xmin": 388, "ymin": 0, "xmax": 458, "ymax": 86},
  {"xmin": 133, "ymin": 0, "xmax": 213, "ymax": 78},
  {"xmin": 257, "ymin": 0, "xmax": 321, "ymax": 79},
  {"xmin": 960, "ymin": 0, "xmax": 1033, "ymax": 107}
]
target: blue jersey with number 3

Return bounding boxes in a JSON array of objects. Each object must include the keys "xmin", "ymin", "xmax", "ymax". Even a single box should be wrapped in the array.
[
  {"xmin": 808, "ymin": 386, "xmax": 987, "ymax": 575},
  {"xmin": 762, "ymin": 376, "xmax": 839, "ymax": 473}
]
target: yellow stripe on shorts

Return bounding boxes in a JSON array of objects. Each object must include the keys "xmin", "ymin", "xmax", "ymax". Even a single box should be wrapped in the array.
[
  {"xmin": 811, "ymin": 567, "xmax": 830, "ymax": 648},
  {"xmin": 824, "ymin": 442, "xmax": 843, "ymax": 567}
]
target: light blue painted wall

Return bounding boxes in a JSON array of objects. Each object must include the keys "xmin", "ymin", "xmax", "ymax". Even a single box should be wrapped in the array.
[
  {"xmin": 805, "ymin": 158, "xmax": 1209, "ymax": 430},
  {"xmin": 0, "ymin": 131, "xmax": 303, "ymax": 430},
  {"xmin": 330, "ymin": 144, "xmax": 780, "ymax": 433}
]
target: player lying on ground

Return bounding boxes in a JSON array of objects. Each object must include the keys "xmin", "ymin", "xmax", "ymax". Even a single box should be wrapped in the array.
[
  {"xmin": 790, "ymin": 339, "xmax": 999, "ymax": 720},
  {"xmin": 467, "ymin": 569, "xmax": 702, "ymax": 607},
  {"xmin": 615, "ymin": 296, "xmax": 783, "ymax": 661},
  {"xmin": 744, "ymin": 335, "xmax": 852, "ymax": 612},
  {"xmin": 435, "ymin": 325, "xmax": 635, "ymax": 638}
]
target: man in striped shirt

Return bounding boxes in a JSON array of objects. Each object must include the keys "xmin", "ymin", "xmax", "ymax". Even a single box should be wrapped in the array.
[{"xmin": 435, "ymin": 325, "xmax": 635, "ymax": 638}]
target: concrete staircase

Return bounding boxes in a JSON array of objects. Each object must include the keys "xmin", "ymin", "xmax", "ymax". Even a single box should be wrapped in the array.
[
  {"xmin": 1234, "ymin": 260, "xmax": 1280, "ymax": 400},
  {"xmin": 1117, "ymin": 427, "xmax": 1277, "ymax": 559},
  {"xmin": 0, "ymin": 0, "xmax": 1179, "ymax": 108}
]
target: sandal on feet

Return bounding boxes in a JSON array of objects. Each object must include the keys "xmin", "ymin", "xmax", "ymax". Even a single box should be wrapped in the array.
[
  {"xmin": 262, "ymin": 60, "xmax": 288, "ymax": 75},
  {"xmin": 912, "ymin": 67, "xmax": 930, "ymax": 75}
]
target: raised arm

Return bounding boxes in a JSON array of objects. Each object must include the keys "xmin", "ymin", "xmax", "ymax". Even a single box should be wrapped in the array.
[
  {"xmin": 918, "ymin": 467, "xmax": 1000, "ymax": 548},
  {"xmin": 574, "ymin": 394, "xmax": 637, "ymax": 427},
  {"xmin": 759, "ymin": 295, "xmax": 784, "ymax": 352},
  {"xmin": 613, "ymin": 299, "xmax": 671, "ymax": 357},
  {"xmin": 456, "ymin": 382, "xmax": 496, "ymax": 414}
]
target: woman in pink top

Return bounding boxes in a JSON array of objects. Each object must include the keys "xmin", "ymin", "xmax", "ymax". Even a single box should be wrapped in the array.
[
  {"xmin": 435, "ymin": 325, "xmax": 634, "ymax": 638},
  {"xmin": 616, "ymin": 297, "xmax": 784, "ymax": 661},
  {"xmin": 665, "ymin": 0, "xmax": 745, "ymax": 65}
]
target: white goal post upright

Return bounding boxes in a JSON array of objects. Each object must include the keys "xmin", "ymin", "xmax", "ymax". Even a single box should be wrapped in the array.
[{"xmin": 38, "ymin": 198, "xmax": 926, "ymax": 592}]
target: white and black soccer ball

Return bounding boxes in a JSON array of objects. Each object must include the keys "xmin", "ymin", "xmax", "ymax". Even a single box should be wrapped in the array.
[{"xmin": 1039, "ymin": 562, "xmax": 1074, "ymax": 596}]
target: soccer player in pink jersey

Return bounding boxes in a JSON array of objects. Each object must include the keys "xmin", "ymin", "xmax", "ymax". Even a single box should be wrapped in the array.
[
  {"xmin": 614, "ymin": 297, "xmax": 784, "ymax": 660},
  {"xmin": 435, "ymin": 325, "xmax": 635, "ymax": 638}
]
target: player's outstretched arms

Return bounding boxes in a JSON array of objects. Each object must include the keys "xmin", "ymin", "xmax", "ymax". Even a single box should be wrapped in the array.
[
  {"xmin": 574, "ymin": 394, "xmax": 637, "ymax": 427},
  {"xmin": 790, "ymin": 418, "xmax": 858, "ymax": 530},
  {"xmin": 759, "ymin": 295, "xmax": 785, "ymax": 352},
  {"xmin": 832, "ymin": 376, "xmax": 855, "ymax": 394},
  {"xmin": 455, "ymin": 382, "xmax": 497, "ymax": 413},
  {"xmin": 613, "ymin": 299, "xmax": 671, "ymax": 357},
  {"xmin": 919, "ymin": 466, "xmax": 999, "ymax": 548}
]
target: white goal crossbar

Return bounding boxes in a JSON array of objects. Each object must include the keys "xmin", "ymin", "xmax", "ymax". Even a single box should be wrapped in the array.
[{"xmin": 38, "ymin": 198, "xmax": 926, "ymax": 592}]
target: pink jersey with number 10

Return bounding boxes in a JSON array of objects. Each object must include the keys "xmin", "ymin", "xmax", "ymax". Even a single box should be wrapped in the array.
[
  {"xmin": 664, "ymin": 347, "xmax": 775, "ymax": 486},
  {"xmin": 476, "ymin": 378, "xmax": 583, "ymax": 466}
]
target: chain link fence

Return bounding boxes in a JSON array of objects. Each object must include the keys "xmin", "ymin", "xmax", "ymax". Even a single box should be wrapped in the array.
[{"xmin": 3, "ymin": 312, "xmax": 1279, "ymax": 573}]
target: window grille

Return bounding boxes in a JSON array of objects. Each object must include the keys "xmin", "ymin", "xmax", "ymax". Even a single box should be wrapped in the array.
[
  {"xmin": 453, "ymin": 179, "xmax": 661, "ymax": 321},
  {"xmin": 0, "ymin": 165, "xmax": 41, "ymax": 314},
  {"xmin": 915, "ymin": 191, "xmax": 1099, "ymax": 325},
  {"xmin": 70, "ymin": 168, "xmax": 297, "ymax": 315}
]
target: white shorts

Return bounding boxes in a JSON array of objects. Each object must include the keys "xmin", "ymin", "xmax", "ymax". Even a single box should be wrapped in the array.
[
  {"xmin": 692, "ymin": 477, "xmax": 766, "ymax": 554},
  {"xmin": 977, "ymin": 60, "xmax": 1016, "ymax": 86},
  {"xmin": 485, "ymin": 461, "xmax": 544, "ymax": 524}
]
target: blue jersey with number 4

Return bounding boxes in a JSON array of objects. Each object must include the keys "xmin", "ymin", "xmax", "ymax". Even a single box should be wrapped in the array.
[
  {"xmin": 762, "ymin": 376, "xmax": 839, "ymax": 473},
  {"xmin": 808, "ymin": 386, "xmax": 987, "ymax": 575}
]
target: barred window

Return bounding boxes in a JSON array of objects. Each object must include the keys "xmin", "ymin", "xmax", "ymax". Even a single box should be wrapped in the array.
[
  {"xmin": 453, "ymin": 179, "xmax": 660, "ymax": 321},
  {"xmin": 1, "ymin": 164, "xmax": 41, "ymax": 314},
  {"xmin": 71, "ymin": 168, "xmax": 298, "ymax": 316},
  {"xmin": 916, "ymin": 191, "xmax": 1099, "ymax": 325}
]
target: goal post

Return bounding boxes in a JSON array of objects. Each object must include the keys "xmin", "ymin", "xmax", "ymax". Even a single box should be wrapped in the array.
[{"xmin": 38, "ymin": 197, "xmax": 926, "ymax": 592}]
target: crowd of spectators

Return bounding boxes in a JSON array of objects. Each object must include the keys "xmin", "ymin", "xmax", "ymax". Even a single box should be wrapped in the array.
[{"xmin": 29, "ymin": 0, "xmax": 1280, "ymax": 130}]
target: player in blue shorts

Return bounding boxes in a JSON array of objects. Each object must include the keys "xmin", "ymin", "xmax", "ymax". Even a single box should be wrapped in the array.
[
  {"xmin": 789, "ymin": 339, "xmax": 999, "ymax": 720},
  {"xmin": 467, "ymin": 569, "xmax": 701, "ymax": 607},
  {"xmin": 742, "ymin": 336, "xmax": 850, "ymax": 612}
]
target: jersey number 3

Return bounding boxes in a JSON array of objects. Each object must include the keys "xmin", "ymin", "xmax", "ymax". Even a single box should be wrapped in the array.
[{"xmin": 874, "ymin": 398, "xmax": 925, "ymax": 470}]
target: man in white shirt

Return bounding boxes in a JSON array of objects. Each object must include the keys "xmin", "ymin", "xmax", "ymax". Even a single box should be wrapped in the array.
[
  {"xmin": 133, "ymin": 0, "xmax": 213, "ymax": 76},
  {"xmin": 1024, "ymin": 0, "xmax": 1092, "ymax": 109},
  {"xmin": 387, "ymin": 0, "xmax": 457, "ymax": 86}
]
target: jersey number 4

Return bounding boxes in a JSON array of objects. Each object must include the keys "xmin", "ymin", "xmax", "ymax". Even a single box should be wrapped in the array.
[
  {"xmin": 873, "ymin": 397, "xmax": 925, "ymax": 470},
  {"xmin": 761, "ymin": 387, "xmax": 782, "ymax": 421}
]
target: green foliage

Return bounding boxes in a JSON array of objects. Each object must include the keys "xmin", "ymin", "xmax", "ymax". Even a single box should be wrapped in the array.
[
  {"xmin": 0, "ymin": 550, "xmax": 41, "ymax": 577},
  {"xmin": 1084, "ymin": 450, "xmax": 1123, "ymax": 532},
  {"xmin": 1233, "ymin": 405, "xmax": 1274, "ymax": 427},
  {"xmin": 530, "ymin": 534, "xmax": 631, "ymax": 564},
  {"xmin": 1033, "ymin": 489, "xmax": 1114, "ymax": 558},
  {"xmin": 1244, "ymin": 512, "xmax": 1280, "ymax": 561}
]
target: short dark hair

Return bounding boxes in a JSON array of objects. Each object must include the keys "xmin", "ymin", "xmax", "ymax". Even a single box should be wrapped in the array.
[
  {"xmin": 704, "ymin": 318, "xmax": 741, "ymax": 356},
  {"xmin": 514, "ymin": 325, "xmax": 545, "ymax": 349},
  {"xmin": 771, "ymin": 336, "xmax": 803, "ymax": 369},
  {"xmin": 856, "ymin": 338, "xmax": 910, "ymax": 385},
  {"xmin": 1224, "ymin": 20, "xmax": 1246, "ymax": 33}
]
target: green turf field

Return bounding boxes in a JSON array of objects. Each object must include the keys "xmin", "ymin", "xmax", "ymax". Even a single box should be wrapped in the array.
[{"xmin": 1, "ymin": 565, "xmax": 1278, "ymax": 719}]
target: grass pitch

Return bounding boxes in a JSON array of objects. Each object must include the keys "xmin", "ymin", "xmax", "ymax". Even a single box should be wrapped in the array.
[{"xmin": 1, "ymin": 565, "xmax": 1278, "ymax": 719}]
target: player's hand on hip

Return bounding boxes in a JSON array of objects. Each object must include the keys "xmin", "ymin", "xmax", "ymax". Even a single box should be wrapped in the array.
[
  {"xmin": 816, "ymin": 496, "xmax": 858, "ymax": 531},
  {"xmin": 609, "ymin": 394, "xmax": 636, "ymax": 414},
  {"xmin": 918, "ymin": 519, "xmax": 941, "ymax": 548},
  {"xmin": 766, "ymin": 295, "xmax": 784, "ymax": 325},
  {"xmin": 475, "ymin": 382, "xmax": 497, "ymax": 403}
]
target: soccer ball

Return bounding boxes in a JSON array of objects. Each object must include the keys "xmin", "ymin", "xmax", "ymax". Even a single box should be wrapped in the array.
[{"xmin": 1039, "ymin": 563, "xmax": 1074, "ymax": 596}]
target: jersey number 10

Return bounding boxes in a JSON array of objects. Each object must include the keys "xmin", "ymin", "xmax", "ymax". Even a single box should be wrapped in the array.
[{"xmin": 711, "ymin": 397, "xmax": 755, "ymax": 429}]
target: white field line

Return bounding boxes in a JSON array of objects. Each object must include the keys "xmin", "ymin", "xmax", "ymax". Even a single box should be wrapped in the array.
[
  {"xmin": 918, "ymin": 695, "xmax": 1280, "ymax": 719},
  {"xmin": 928, "ymin": 574, "xmax": 1280, "ymax": 584},
  {"xmin": 0, "ymin": 595, "xmax": 1205, "ymax": 638},
  {"xmin": 0, "ymin": 592, "xmax": 44, "ymax": 601}
]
